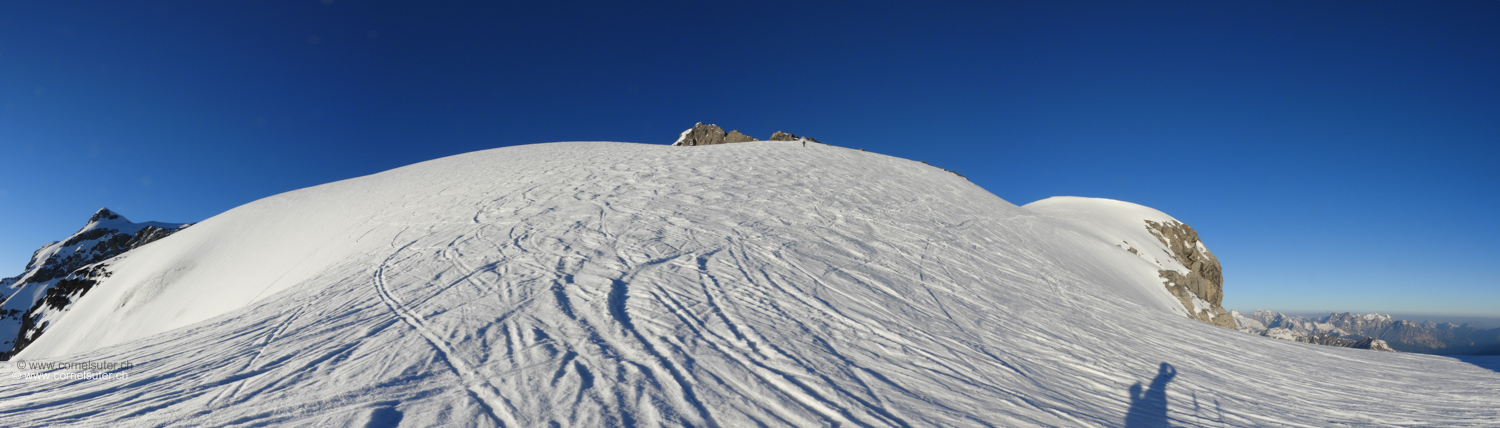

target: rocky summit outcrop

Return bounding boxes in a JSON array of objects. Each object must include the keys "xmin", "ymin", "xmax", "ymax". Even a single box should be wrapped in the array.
[
  {"xmin": 672, "ymin": 123, "xmax": 758, "ymax": 146},
  {"xmin": 672, "ymin": 123, "xmax": 820, "ymax": 146},
  {"xmin": 1145, "ymin": 219, "xmax": 1236, "ymax": 329},
  {"xmin": 724, "ymin": 130, "xmax": 757, "ymax": 144},
  {"xmin": 0, "ymin": 208, "xmax": 192, "ymax": 359},
  {"xmin": 769, "ymin": 131, "xmax": 820, "ymax": 143}
]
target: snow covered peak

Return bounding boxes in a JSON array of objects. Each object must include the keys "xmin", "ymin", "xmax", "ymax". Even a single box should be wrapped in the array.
[
  {"xmin": 1022, "ymin": 197, "xmax": 1182, "ymax": 269},
  {"xmin": 0, "ymin": 209, "xmax": 192, "ymax": 358},
  {"xmin": 87, "ymin": 207, "xmax": 123, "ymax": 223},
  {"xmin": 1023, "ymin": 196, "xmax": 1235, "ymax": 329},
  {"xmin": 82, "ymin": 208, "xmax": 135, "ymax": 231}
]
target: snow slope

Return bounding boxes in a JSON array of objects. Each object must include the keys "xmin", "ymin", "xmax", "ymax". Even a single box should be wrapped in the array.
[
  {"xmin": 0, "ymin": 141, "xmax": 1495, "ymax": 427},
  {"xmin": 1021, "ymin": 197, "xmax": 1199, "ymax": 318}
]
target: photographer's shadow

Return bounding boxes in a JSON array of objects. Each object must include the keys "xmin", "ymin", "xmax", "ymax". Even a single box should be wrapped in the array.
[{"xmin": 1125, "ymin": 362, "xmax": 1177, "ymax": 427}]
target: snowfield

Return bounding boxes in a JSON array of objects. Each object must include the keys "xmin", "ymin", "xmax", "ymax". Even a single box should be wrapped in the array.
[{"xmin": 1, "ymin": 141, "xmax": 1495, "ymax": 427}]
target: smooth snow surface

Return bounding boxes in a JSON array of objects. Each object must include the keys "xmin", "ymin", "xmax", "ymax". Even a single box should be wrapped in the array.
[{"xmin": 1, "ymin": 142, "xmax": 1496, "ymax": 427}]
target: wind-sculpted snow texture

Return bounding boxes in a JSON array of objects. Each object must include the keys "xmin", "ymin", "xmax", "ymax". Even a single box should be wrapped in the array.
[{"xmin": 0, "ymin": 142, "xmax": 1496, "ymax": 427}]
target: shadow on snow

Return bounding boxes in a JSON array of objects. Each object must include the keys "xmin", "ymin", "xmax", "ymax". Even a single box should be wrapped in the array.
[
  {"xmin": 1125, "ymin": 362, "xmax": 1176, "ymax": 427},
  {"xmin": 1451, "ymin": 354, "xmax": 1500, "ymax": 374}
]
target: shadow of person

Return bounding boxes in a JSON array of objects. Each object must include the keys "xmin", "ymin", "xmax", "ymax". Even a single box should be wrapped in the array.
[{"xmin": 1125, "ymin": 362, "xmax": 1177, "ymax": 427}]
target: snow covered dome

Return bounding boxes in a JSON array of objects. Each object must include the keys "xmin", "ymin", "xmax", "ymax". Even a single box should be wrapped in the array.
[{"xmin": 3, "ymin": 141, "xmax": 1495, "ymax": 426}]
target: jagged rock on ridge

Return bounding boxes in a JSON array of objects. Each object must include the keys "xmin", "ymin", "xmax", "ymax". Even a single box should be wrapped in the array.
[
  {"xmin": 918, "ymin": 161, "xmax": 969, "ymax": 181},
  {"xmin": 724, "ymin": 130, "xmax": 758, "ymax": 144},
  {"xmin": 769, "ymin": 130, "xmax": 821, "ymax": 144},
  {"xmin": 672, "ymin": 123, "xmax": 760, "ymax": 146},
  {"xmin": 672, "ymin": 122, "xmax": 726, "ymax": 146}
]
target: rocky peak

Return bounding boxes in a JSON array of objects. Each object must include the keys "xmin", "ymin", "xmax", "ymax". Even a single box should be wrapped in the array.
[
  {"xmin": 87, "ymin": 207, "xmax": 123, "ymax": 224},
  {"xmin": 672, "ymin": 123, "xmax": 759, "ymax": 146}
]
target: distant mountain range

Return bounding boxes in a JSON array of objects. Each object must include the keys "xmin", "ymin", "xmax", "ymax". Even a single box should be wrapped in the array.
[{"xmin": 1233, "ymin": 309, "xmax": 1500, "ymax": 355}]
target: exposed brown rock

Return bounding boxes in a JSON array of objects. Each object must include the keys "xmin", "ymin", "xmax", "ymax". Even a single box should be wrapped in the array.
[
  {"xmin": 673, "ymin": 123, "xmax": 726, "ymax": 146},
  {"xmin": 673, "ymin": 124, "xmax": 818, "ymax": 146},
  {"xmin": 1146, "ymin": 219, "xmax": 1236, "ymax": 329},
  {"xmin": 724, "ymin": 130, "xmax": 758, "ymax": 144},
  {"xmin": 769, "ymin": 131, "xmax": 799, "ymax": 141}
]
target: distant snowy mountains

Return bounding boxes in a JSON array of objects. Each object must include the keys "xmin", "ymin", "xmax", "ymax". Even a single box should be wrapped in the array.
[
  {"xmin": 0, "ymin": 139, "xmax": 1495, "ymax": 426},
  {"xmin": 1234, "ymin": 309, "xmax": 1500, "ymax": 355}
]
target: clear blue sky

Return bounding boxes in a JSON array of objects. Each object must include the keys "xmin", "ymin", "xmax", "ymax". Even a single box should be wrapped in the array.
[{"xmin": 2, "ymin": 1, "xmax": 1496, "ymax": 317}]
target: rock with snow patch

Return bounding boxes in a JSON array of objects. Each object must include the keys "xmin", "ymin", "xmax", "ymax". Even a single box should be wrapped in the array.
[
  {"xmin": 672, "ymin": 123, "xmax": 759, "ymax": 146},
  {"xmin": 1024, "ymin": 197, "xmax": 1236, "ymax": 329},
  {"xmin": 1351, "ymin": 337, "xmax": 1398, "ymax": 352},
  {"xmin": 1147, "ymin": 219, "xmax": 1237, "ymax": 329},
  {"xmin": 769, "ymin": 130, "xmax": 820, "ymax": 143}
]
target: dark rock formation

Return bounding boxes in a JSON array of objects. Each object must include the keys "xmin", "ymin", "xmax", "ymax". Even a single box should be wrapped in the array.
[
  {"xmin": 917, "ymin": 161, "xmax": 968, "ymax": 180},
  {"xmin": 1145, "ymin": 220, "xmax": 1236, "ymax": 329},
  {"xmin": 1298, "ymin": 332, "xmax": 1357, "ymax": 347}
]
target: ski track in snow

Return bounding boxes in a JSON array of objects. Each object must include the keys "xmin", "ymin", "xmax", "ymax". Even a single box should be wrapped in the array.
[
  {"xmin": 0, "ymin": 141, "xmax": 1496, "ymax": 427},
  {"xmin": 374, "ymin": 243, "xmax": 519, "ymax": 427}
]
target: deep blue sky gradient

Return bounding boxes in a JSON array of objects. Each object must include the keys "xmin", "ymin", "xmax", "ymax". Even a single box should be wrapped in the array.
[{"xmin": 2, "ymin": 1, "xmax": 1497, "ymax": 317}]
